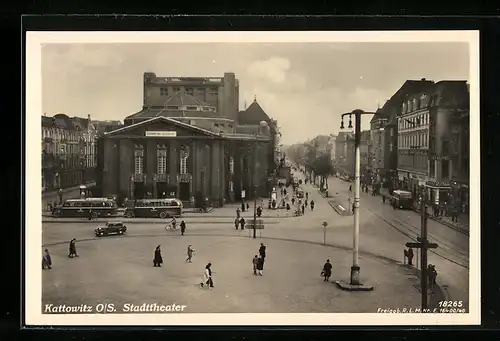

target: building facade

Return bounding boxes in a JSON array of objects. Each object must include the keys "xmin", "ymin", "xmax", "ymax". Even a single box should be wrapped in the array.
[
  {"xmin": 327, "ymin": 134, "xmax": 337, "ymax": 165},
  {"xmin": 393, "ymin": 79, "xmax": 436, "ymax": 198},
  {"xmin": 42, "ymin": 113, "xmax": 99, "ymax": 192},
  {"xmin": 360, "ymin": 130, "xmax": 371, "ymax": 182},
  {"xmin": 427, "ymin": 81, "xmax": 469, "ymax": 209},
  {"xmin": 142, "ymin": 72, "xmax": 239, "ymax": 122},
  {"xmin": 397, "ymin": 90, "xmax": 432, "ymax": 198},
  {"xmin": 370, "ymin": 108, "xmax": 389, "ymax": 183},
  {"xmin": 96, "ymin": 72, "xmax": 277, "ymax": 207}
]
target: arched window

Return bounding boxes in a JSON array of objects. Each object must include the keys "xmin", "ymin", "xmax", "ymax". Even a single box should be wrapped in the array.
[
  {"xmin": 157, "ymin": 144, "xmax": 167, "ymax": 175},
  {"xmin": 179, "ymin": 146, "xmax": 189, "ymax": 174},
  {"xmin": 134, "ymin": 144, "xmax": 144, "ymax": 174}
]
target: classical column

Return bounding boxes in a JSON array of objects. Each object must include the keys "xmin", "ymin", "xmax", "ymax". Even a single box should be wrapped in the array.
[{"xmin": 146, "ymin": 140, "xmax": 156, "ymax": 197}]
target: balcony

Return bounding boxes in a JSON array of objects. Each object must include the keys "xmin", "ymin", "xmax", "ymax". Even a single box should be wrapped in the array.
[{"xmin": 133, "ymin": 173, "xmax": 146, "ymax": 182}]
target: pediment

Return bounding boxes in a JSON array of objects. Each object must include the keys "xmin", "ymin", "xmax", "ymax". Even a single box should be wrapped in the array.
[{"xmin": 105, "ymin": 117, "xmax": 219, "ymax": 138}]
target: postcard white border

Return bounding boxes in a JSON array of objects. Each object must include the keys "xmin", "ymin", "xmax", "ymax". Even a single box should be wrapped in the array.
[{"xmin": 26, "ymin": 30, "xmax": 480, "ymax": 326}]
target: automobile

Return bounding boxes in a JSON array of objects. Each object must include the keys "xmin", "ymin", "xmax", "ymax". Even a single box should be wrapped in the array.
[{"xmin": 94, "ymin": 221, "xmax": 127, "ymax": 237}]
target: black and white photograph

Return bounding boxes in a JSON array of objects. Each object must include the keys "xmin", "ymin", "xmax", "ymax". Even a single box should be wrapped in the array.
[{"xmin": 26, "ymin": 31, "xmax": 480, "ymax": 326}]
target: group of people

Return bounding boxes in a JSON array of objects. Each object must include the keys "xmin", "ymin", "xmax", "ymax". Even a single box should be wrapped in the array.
[
  {"xmin": 166, "ymin": 218, "xmax": 187, "ymax": 235},
  {"xmin": 42, "ymin": 237, "xmax": 79, "ymax": 270},
  {"xmin": 252, "ymin": 243, "xmax": 267, "ymax": 276}
]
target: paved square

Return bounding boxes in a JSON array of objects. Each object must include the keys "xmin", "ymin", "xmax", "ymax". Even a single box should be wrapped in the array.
[{"xmin": 43, "ymin": 234, "xmax": 423, "ymax": 313}]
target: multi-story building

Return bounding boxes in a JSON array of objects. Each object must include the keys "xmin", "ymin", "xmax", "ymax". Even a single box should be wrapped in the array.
[
  {"xmin": 396, "ymin": 79, "xmax": 436, "ymax": 198},
  {"xmin": 427, "ymin": 80, "xmax": 469, "ymax": 208},
  {"xmin": 360, "ymin": 130, "xmax": 371, "ymax": 182},
  {"xmin": 327, "ymin": 134, "xmax": 337, "ymax": 165},
  {"xmin": 139, "ymin": 72, "xmax": 239, "ymax": 123},
  {"xmin": 42, "ymin": 114, "xmax": 99, "ymax": 192},
  {"xmin": 96, "ymin": 72, "xmax": 277, "ymax": 207},
  {"xmin": 369, "ymin": 108, "xmax": 389, "ymax": 183},
  {"xmin": 335, "ymin": 131, "xmax": 355, "ymax": 177}
]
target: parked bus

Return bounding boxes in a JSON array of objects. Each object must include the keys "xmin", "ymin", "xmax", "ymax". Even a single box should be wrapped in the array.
[
  {"xmin": 55, "ymin": 198, "xmax": 118, "ymax": 218},
  {"xmin": 124, "ymin": 198, "xmax": 183, "ymax": 218}
]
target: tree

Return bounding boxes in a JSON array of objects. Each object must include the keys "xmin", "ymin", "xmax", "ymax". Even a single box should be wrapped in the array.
[{"xmin": 310, "ymin": 152, "xmax": 335, "ymax": 191}]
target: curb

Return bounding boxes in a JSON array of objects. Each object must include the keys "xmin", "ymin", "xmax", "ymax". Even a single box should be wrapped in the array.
[
  {"xmin": 42, "ymin": 220, "xmax": 280, "ymax": 225},
  {"xmin": 327, "ymin": 200, "xmax": 353, "ymax": 216}
]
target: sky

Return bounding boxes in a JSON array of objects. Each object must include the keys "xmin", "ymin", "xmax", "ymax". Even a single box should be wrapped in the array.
[{"xmin": 42, "ymin": 42, "xmax": 470, "ymax": 145}]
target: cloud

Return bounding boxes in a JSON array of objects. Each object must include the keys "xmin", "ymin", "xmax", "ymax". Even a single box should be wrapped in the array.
[
  {"xmin": 246, "ymin": 57, "xmax": 291, "ymax": 84},
  {"xmin": 41, "ymin": 42, "xmax": 470, "ymax": 145}
]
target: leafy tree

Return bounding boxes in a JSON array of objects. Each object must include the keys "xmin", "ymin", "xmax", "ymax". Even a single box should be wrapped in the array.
[{"xmin": 311, "ymin": 152, "xmax": 335, "ymax": 177}]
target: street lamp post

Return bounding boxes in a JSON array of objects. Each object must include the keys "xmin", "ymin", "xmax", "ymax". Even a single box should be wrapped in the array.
[
  {"xmin": 252, "ymin": 120, "xmax": 269, "ymax": 239},
  {"xmin": 340, "ymin": 109, "xmax": 377, "ymax": 287}
]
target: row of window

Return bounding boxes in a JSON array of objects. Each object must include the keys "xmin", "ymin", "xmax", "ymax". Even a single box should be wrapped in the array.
[
  {"xmin": 398, "ymin": 113, "xmax": 429, "ymax": 130},
  {"xmin": 398, "ymin": 133, "xmax": 428, "ymax": 148},
  {"xmin": 63, "ymin": 201, "xmax": 115, "ymax": 208},
  {"xmin": 398, "ymin": 154, "xmax": 428, "ymax": 170},
  {"xmin": 134, "ymin": 201, "xmax": 181, "ymax": 207},
  {"xmin": 402, "ymin": 94, "xmax": 430, "ymax": 114},
  {"xmin": 159, "ymin": 87, "xmax": 219, "ymax": 97},
  {"xmin": 134, "ymin": 149, "xmax": 188, "ymax": 175},
  {"xmin": 42, "ymin": 127, "xmax": 95, "ymax": 143}
]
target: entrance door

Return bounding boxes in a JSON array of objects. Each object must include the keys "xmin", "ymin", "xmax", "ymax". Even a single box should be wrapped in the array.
[
  {"xmin": 157, "ymin": 182, "xmax": 168, "ymax": 198},
  {"xmin": 179, "ymin": 182, "xmax": 190, "ymax": 201},
  {"xmin": 134, "ymin": 182, "xmax": 145, "ymax": 199}
]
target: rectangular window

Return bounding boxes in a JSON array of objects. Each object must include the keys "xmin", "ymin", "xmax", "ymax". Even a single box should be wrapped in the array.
[
  {"xmin": 160, "ymin": 87, "xmax": 168, "ymax": 96},
  {"xmin": 180, "ymin": 154, "xmax": 188, "ymax": 174},
  {"xmin": 157, "ymin": 149, "xmax": 167, "ymax": 175},
  {"xmin": 134, "ymin": 149, "xmax": 144, "ymax": 174}
]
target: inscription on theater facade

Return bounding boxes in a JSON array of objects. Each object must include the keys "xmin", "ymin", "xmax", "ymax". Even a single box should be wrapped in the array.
[{"xmin": 145, "ymin": 131, "xmax": 177, "ymax": 137}]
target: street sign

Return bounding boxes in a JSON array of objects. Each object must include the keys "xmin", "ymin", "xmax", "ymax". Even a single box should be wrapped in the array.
[{"xmin": 406, "ymin": 241, "xmax": 438, "ymax": 249}]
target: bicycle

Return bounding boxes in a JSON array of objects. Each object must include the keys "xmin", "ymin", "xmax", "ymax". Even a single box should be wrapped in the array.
[{"xmin": 164, "ymin": 222, "xmax": 178, "ymax": 232}]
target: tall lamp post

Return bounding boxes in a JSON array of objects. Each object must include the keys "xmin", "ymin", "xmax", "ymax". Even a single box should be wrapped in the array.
[
  {"xmin": 253, "ymin": 120, "xmax": 269, "ymax": 239},
  {"xmin": 340, "ymin": 109, "xmax": 377, "ymax": 286}
]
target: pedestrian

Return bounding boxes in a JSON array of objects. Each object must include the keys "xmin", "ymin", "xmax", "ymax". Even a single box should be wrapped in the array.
[
  {"xmin": 427, "ymin": 264, "xmax": 437, "ymax": 289},
  {"xmin": 256, "ymin": 256, "xmax": 264, "ymax": 276},
  {"xmin": 186, "ymin": 245, "xmax": 195, "ymax": 263},
  {"xmin": 322, "ymin": 259, "xmax": 332, "ymax": 282},
  {"xmin": 305, "ymin": 199, "xmax": 308, "ymax": 207},
  {"xmin": 301, "ymin": 204, "xmax": 305, "ymax": 215},
  {"xmin": 306, "ymin": 192, "xmax": 309, "ymax": 200},
  {"xmin": 405, "ymin": 247, "xmax": 414, "ymax": 266},
  {"xmin": 180, "ymin": 220, "xmax": 186, "ymax": 235},
  {"xmin": 252, "ymin": 255, "xmax": 259, "ymax": 275},
  {"xmin": 87, "ymin": 209, "xmax": 93, "ymax": 220},
  {"xmin": 284, "ymin": 188, "xmax": 287, "ymax": 196},
  {"xmin": 291, "ymin": 198, "xmax": 295, "ymax": 205},
  {"xmin": 153, "ymin": 245, "xmax": 163, "ymax": 267},
  {"xmin": 239, "ymin": 217, "xmax": 246, "ymax": 230},
  {"xmin": 236, "ymin": 207, "xmax": 241, "ymax": 219},
  {"xmin": 352, "ymin": 203, "xmax": 355, "ymax": 214},
  {"xmin": 286, "ymin": 203, "xmax": 291, "ymax": 211},
  {"xmin": 382, "ymin": 195, "xmax": 386, "ymax": 204},
  {"xmin": 349, "ymin": 185, "xmax": 352, "ymax": 192},
  {"xmin": 234, "ymin": 217, "xmax": 239, "ymax": 230},
  {"xmin": 259, "ymin": 243, "xmax": 266, "ymax": 267},
  {"xmin": 241, "ymin": 201, "xmax": 245, "ymax": 212},
  {"xmin": 68, "ymin": 238, "xmax": 78, "ymax": 258},
  {"xmin": 200, "ymin": 263, "xmax": 214, "ymax": 288},
  {"xmin": 42, "ymin": 249, "xmax": 52, "ymax": 270},
  {"xmin": 246, "ymin": 202, "xmax": 250, "ymax": 210},
  {"xmin": 310, "ymin": 200, "xmax": 315, "ymax": 211}
]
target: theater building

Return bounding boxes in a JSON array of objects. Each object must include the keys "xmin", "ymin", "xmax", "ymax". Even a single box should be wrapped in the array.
[{"xmin": 96, "ymin": 72, "xmax": 277, "ymax": 207}]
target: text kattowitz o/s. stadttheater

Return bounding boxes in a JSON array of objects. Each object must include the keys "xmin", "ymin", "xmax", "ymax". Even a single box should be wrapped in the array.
[{"xmin": 44, "ymin": 303, "xmax": 188, "ymax": 313}]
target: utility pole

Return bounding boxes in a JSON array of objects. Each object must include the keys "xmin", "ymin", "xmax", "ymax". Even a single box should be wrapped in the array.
[{"xmin": 405, "ymin": 186, "xmax": 438, "ymax": 310}]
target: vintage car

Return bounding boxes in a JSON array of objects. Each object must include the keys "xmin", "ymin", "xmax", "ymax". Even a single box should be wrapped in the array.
[{"xmin": 94, "ymin": 221, "xmax": 127, "ymax": 237}]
